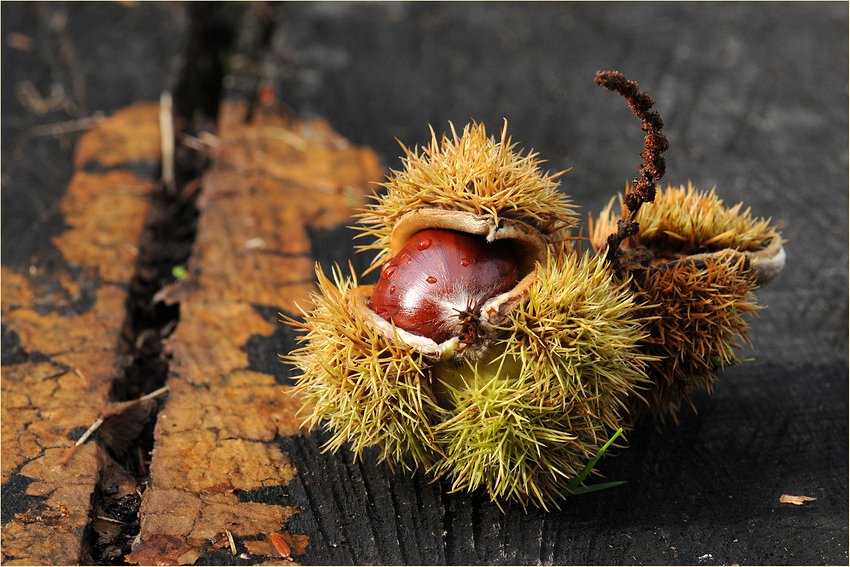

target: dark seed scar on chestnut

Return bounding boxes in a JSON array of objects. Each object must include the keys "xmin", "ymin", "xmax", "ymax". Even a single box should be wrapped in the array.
[{"xmin": 368, "ymin": 229, "xmax": 519, "ymax": 343}]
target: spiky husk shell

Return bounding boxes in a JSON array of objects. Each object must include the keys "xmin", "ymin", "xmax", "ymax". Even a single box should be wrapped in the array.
[
  {"xmin": 590, "ymin": 182, "xmax": 782, "ymax": 263},
  {"xmin": 286, "ymin": 266, "xmax": 443, "ymax": 469},
  {"xmin": 357, "ymin": 122, "xmax": 578, "ymax": 271},
  {"xmin": 287, "ymin": 252, "xmax": 650, "ymax": 509},
  {"xmin": 589, "ymin": 183, "xmax": 779, "ymax": 421},
  {"xmin": 629, "ymin": 253, "xmax": 759, "ymax": 420},
  {"xmin": 431, "ymin": 252, "xmax": 651, "ymax": 508}
]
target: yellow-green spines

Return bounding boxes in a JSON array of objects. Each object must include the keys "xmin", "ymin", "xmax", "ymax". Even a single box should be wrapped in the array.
[
  {"xmin": 357, "ymin": 122, "xmax": 578, "ymax": 270},
  {"xmin": 287, "ymin": 252, "xmax": 650, "ymax": 509},
  {"xmin": 286, "ymin": 265, "xmax": 442, "ymax": 469},
  {"xmin": 502, "ymin": 252, "xmax": 652, "ymax": 408},
  {"xmin": 434, "ymin": 371, "xmax": 588, "ymax": 510},
  {"xmin": 431, "ymin": 252, "xmax": 651, "ymax": 508}
]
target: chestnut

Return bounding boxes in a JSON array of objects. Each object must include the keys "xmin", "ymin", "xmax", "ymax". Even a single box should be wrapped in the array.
[
  {"xmin": 287, "ymin": 93, "xmax": 786, "ymax": 508},
  {"xmin": 367, "ymin": 228, "xmax": 519, "ymax": 344},
  {"xmin": 351, "ymin": 209, "xmax": 551, "ymax": 360},
  {"xmin": 590, "ymin": 182, "xmax": 786, "ymax": 420},
  {"xmin": 288, "ymin": 122, "xmax": 651, "ymax": 509}
]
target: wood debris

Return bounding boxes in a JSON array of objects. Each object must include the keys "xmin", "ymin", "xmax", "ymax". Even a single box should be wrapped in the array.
[{"xmin": 779, "ymin": 494, "xmax": 817, "ymax": 506}]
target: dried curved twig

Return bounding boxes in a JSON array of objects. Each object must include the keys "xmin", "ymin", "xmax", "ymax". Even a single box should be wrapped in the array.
[{"xmin": 594, "ymin": 71, "xmax": 669, "ymax": 265}]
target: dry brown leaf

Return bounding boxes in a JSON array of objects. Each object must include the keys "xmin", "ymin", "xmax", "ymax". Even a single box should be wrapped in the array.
[
  {"xmin": 99, "ymin": 398, "xmax": 158, "ymax": 457},
  {"xmin": 779, "ymin": 494, "xmax": 817, "ymax": 505}
]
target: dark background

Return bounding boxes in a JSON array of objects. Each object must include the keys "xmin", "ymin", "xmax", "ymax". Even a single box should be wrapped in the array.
[{"xmin": 3, "ymin": 2, "xmax": 847, "ymax": 565}]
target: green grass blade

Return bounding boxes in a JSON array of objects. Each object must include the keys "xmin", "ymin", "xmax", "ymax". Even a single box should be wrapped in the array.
[
  {"xmin": 562, "ymin": 428, "xmax": 624, "ymax": 496},
  {"xmin": 568, "ymin": 481, "xmax": 627, "ymax": 495}
]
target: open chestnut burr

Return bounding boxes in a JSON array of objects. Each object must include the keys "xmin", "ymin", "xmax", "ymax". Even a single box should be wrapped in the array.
[
  {"xmin": 286, "ymin": 73, "xmax": 785, "ymax": 508},
  {"xmin": 589, "ymin": 70, "xmax": 786, "ymax": 423},
  {"xmin": 589, "ymin": 183, "xmax": 786, "ymax": 421},
  {"xmin": 288, "ymin": 121, "xmax": 653, "ymax": 508}
]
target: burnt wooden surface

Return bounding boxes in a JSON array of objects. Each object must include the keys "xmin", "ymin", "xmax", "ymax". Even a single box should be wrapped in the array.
[{"xmin": 2, "ymin": 2, "xmax": 848, "ymax": 565}]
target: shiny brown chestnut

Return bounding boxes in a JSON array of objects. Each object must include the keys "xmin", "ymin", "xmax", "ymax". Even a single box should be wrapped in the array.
[
  {"xmin": 368, "ymin": 229, "xmax": 519, "ymax": 344},
  {"xmin": 353, "ymin": 209, "xmax": 550, "ymax": 357}
]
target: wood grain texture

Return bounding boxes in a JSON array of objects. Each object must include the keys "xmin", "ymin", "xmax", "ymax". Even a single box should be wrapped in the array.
[
  {"xmin": 1, "ymin": 104, "xmax": 161, "ymax": 565},
  {"xmin": 265, "ymin": 3, "xmax": 848, "ymax": 565},
  {"xmin": 133, "ymin": 100, "xmax": 383, "ymax": 564},
  {"xmin": 1, "ymin": 3, "xmax": 846, "ymax": 566},
  {"xmin": 1, "ymin": 4, "xmax": 187, "ymax": 563}
]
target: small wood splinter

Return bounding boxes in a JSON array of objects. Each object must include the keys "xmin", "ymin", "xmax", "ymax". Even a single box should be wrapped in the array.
[
  {"xmin": 56, "ymin": 385, "xmax": 171, "ymax": 469},
  {"xmin": 780, "ymin": 494, "xmax": 817, "ymax": 506}
]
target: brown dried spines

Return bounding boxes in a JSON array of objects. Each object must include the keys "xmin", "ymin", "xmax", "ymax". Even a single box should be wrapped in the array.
[
  {"xmin": 629, "ymin": 253, "xmax": 760, "ymax": 422},
  {"xmin": 589, "ymin": 183, "xmax": 784, "ymax": 422},
  {"xmin": 594, "ymin": 70, "xmax": 669, "ymax": 266},
  {"xmin": 590, "ymin": 183, "xmax": 784, "ymax": 273}
]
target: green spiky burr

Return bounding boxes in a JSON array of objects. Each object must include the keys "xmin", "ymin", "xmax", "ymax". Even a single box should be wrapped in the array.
[
  {"xmin": 285, "ymin": 266, "xmax": 443, "ymax": 468},
  {"xmin": 430, "ymin": 252, "xmax": 652, "ymax": 508},
  {"xmin": 286, "ymin": 121, "xmax": 650, "ymax": 509}
]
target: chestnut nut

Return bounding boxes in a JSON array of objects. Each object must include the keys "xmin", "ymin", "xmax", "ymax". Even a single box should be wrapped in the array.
[
  {"xmin": 286, "ymin": 116, "xmax": 786, "ymax": 509},
  {"xmin": 368, "ymin": 228, "xmax": 519, "ymax": 344}
]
